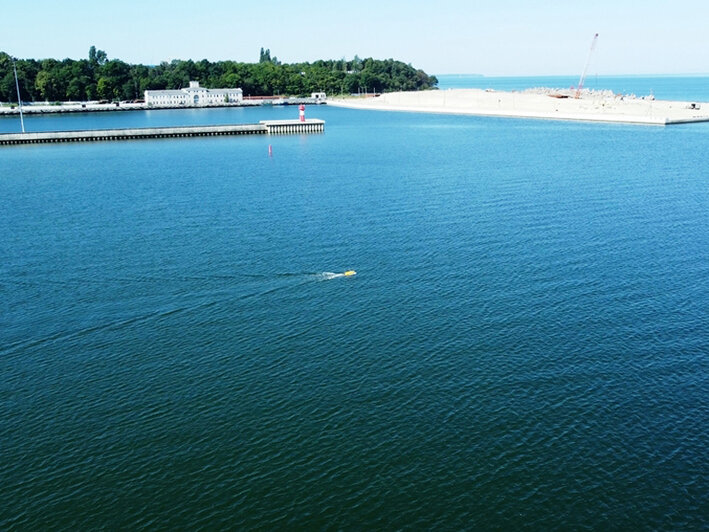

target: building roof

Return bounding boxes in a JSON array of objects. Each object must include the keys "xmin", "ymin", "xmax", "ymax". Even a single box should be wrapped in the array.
[
  {"xmin": 144, "ymin": 87, "xmax": 243, "ymax": 96},
  {"xmin": 144, "ymin": 89, "xmax": 186, "ymax": 96}
]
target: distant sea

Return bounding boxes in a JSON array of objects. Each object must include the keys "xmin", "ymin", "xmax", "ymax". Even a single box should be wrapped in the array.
[
  {"xmin": 436, "ymin": 74, "xmax": 709, "ymax": 101},
  {"xmin": 1, "ymin": 83, "xmax": 708, "ymax": 529}
]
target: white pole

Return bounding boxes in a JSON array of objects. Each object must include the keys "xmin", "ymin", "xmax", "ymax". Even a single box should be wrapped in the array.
[{"xmin": 12, "ymin": 57, "xmax": 25, "ymax": 133}]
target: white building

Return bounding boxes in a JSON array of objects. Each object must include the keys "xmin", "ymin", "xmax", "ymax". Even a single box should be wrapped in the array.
[{"xmin": 144, "ymin": 81, "xmax": 243, "ymax": 107}]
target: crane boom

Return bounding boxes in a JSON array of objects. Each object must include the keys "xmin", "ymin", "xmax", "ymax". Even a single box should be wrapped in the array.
[{"xmin": 575, "ymin": 33, "xmax": 599, "ymax": 99}]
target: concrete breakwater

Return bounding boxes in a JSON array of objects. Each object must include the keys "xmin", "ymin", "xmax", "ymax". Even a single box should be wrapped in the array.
[
  {"xmin": 0, "ymin": 120, "xmax": 325, "ymax": 146},
  {"xmin": 329, "ymin": 89, "xmax": 709, "ymax": 125}
]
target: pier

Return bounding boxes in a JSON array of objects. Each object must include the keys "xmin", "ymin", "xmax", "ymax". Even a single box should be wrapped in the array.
[
  {"xmin": 261, "ymin": 119, "xmax": 325, "ymax": 134},
  {"xmin": 0, "ymin": 120, "xmax": 325, "ymax": 146},
  {"xmin": 0, "ymin": 97, "xmax": 326, "ymax": 116},
  {"xmin": 329, "ymin": 90, "xmax": 709, "ymax": 126}
]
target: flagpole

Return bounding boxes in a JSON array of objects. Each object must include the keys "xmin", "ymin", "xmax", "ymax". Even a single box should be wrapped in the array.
[{"xmin": 12, "ymin": 57, "xmax": 25, "ymax": 133}]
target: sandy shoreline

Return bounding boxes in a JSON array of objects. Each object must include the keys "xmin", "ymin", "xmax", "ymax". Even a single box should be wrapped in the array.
[{"xmin": 327, "ymin": 89, "xmax": 709, "ymax": 125}]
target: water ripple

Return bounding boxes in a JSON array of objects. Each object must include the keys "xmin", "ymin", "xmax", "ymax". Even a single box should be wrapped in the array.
[{"xmin": 2, "ymin": 106, "xmax": 708, "ymax": 530}]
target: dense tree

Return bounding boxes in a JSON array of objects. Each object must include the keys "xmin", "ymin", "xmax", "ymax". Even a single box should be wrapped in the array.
[
  {"xmin": 259, "ymin": 48, "xmax": 270, "ymax": 63},
  {"xmin": 0, "ymin": 47, "xmax": 438, "ymax": 103},
  {"xmin": 258, "ymin": 48, "xmax": 280, "ymax": 65},
  {"xmin": 89, "ymin": 46, "xmax": 107, "ymax": 66}
]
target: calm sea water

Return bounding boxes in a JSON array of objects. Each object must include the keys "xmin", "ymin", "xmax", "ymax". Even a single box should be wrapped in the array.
[{"xmin": 1, "ymin": 83, "xmax": 708, "ymax": 529}]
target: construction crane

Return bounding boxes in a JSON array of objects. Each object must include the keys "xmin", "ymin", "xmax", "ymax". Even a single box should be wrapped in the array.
[{"xmin": 575, "ymin": 33, "xmax": 599, "ymax": 99}]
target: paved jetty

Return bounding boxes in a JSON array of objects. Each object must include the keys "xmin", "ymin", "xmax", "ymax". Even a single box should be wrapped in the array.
[
  {"xmin": 329, "ymin": 89, "xmax": 709, "ymax": 125},
  {"xmin": 261, "ymin": 119, "xmax": 325, "ymax": 134},
  {"xmin": 0, "ymin": 120, "xmax": 325, "ymax": 146},
  {"xmin": 0, "ymin": 97, "xmax": 326, "ymax": 115}
]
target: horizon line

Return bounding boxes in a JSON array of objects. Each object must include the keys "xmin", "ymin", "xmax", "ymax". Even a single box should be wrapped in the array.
[{"xmin": 436, "ymin": 72, "xmax": 709, "ymax": 78}]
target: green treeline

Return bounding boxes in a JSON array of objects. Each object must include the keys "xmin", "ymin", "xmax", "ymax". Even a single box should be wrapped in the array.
[{"xmin": 0, "ymin": 47, "xmax": 437, "ymax": 103}]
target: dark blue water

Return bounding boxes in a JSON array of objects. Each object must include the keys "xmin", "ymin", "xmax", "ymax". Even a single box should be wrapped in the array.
[
  {"xmin": 437, "ymin": 74, "xmax": 709, "ymax": 102},
  {"xmin": 2, "ymin": 99, "xmax": 708, "ymax": 529}
]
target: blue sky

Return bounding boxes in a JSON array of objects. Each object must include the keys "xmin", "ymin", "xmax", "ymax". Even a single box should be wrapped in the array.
[{"xmin": 3, "ymin": 0, "xmax": 707, "ymax": 75}]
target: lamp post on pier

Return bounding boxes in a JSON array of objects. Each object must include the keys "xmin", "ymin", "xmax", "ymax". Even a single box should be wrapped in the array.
[{"xmin": 12, "ymin": 57, "xmax": 25, "ymax": 133}]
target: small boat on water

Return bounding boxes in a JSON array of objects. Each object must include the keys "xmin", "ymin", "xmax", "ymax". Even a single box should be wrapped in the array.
[{"xmin": 344, "ymin": 270, "xmax": 356, "ymax": 276}]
